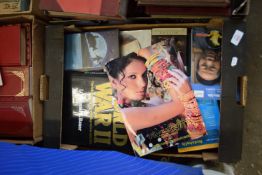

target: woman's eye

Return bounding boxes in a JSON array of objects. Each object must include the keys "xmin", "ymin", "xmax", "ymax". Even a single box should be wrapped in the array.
[{"xmin": 129, "ymin": 75, "xmax": 136, "ymax": 79}]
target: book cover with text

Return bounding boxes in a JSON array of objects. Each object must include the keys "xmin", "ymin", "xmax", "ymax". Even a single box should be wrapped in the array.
[{"xmin": 62, "ymin": 71, "xmax": 130, "ymax": 150}]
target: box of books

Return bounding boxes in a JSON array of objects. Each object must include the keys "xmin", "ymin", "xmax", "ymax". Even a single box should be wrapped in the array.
[{"xmin": 45, "ymin": 17, "xmax": 247, "ymax": 162}]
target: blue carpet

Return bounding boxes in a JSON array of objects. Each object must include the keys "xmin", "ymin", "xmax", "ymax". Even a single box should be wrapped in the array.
[{"xmin": 0, "ymin": 141, "xmax": 203, "ymax": 175}]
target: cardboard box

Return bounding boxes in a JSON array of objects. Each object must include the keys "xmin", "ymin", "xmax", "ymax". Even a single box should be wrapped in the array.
[
  {"xmin": 231, "ymin": 0, "xmax": 250, "ymax": 16},
  {"xmin": 43, "ymin": 17, "xmax": 247, "ymax": 163},
  {"xmin": 0, "ymin": 15, "xmax": 45, "ymax": 144}
]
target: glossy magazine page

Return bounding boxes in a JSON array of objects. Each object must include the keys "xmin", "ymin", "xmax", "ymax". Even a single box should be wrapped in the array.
[
  {"xmin": 190, "ymin": 27, "xmax": 222, "ymax": 100},
  {"xmin": 105, "ymin": 40, "xmax": 206, "ymax": 156}
]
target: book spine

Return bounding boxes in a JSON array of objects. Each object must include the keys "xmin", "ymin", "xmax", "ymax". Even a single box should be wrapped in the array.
[
  {"xmin": 0, "ymin": 96, "xmax": 33, "ymax": 138},
  {"xmin": 23, "ymin": 23, "xmax": 32, "ymax": 66}
]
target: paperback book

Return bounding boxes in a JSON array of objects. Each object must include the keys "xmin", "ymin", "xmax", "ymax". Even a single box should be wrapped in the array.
[
  {"xmin": 62, "ymin": 71, "xmax": 130, "ymax": 150},
  {"xmin": 190, "ymin": 27, "xmax": 222, "ymax": 100},
  {"xmin": 105, "ymin": 40, "xmax": 206, "ymax": 156},
  {"xmin": 64, "ymin": 29, "xmax": 119, "ymax": 71}
]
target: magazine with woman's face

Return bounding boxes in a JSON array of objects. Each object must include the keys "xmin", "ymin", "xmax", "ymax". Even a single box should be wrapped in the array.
[{"xmin": 105, "ymin": 40, "xmax": 206, "ymax": 156}]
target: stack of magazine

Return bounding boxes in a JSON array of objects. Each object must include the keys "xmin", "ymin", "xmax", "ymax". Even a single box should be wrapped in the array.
[{"xmin": 62, "ymin": 26, "xmax": 222, "ymax": 157}]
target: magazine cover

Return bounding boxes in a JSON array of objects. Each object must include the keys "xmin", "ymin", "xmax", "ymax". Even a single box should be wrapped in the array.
[
  {"xmin": 191, "ymin": 27, "xmax": 222, "ymax": 100},
  {"xmin": 64, "ymin": 29, "xmax": 119, "ymax": 71},
  {"xmin": 105, "ymin": 40, "xmax": 206, "ymax": 156},
  {"xmin": 62, "ymin": 71, "xmax": 130, "ymax": 150}
]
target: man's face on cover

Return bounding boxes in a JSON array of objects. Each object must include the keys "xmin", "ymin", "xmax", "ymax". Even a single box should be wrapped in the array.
[
  {"xmin": 197, "ymin": 51, "xmax": 221, "ymax": 81},
  {"xmin": 113, "ymin": 60, "xmax": 148, "ymax": 102}
]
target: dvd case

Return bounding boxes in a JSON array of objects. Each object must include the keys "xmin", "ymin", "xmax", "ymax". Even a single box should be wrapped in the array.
[{"xmin": 191, "ymin": 27, "xmax": 222, "ymax": 100}]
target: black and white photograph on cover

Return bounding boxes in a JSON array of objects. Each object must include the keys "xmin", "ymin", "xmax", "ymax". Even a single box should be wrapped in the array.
[
  {"xmin": 191, "ymin": 27, "xmax": 222, "ymax": 86},
  {"xmin": 105, "ymin": 39, "xmax": 206, "ymax": 156},
  {"xmin": 64, "ymin": 29, "xmax": 119, "ymax": 71}
]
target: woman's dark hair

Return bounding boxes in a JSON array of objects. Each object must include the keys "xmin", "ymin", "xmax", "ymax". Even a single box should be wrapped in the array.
[{"xmin": 105, "ymin": 52, "xmax": 146, "ymax": 79}]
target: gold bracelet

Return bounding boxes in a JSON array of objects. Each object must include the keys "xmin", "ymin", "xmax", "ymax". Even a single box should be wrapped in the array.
[{"xmin": 145, "ymin": 53, "xmax": 159, "ymax": 68}]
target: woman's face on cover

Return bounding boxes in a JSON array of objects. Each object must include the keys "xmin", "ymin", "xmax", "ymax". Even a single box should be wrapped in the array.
[
  {"xmin": 114, "ymin": 59, "xmax": 148, "ymax": 101},
  {"xmin": 198, "ymin": 52, "xmax": 221, "ymax": 81}
]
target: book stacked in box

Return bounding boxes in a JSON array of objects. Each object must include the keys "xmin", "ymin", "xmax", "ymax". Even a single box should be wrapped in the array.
[
  {"xmin": 62, "ymin": 29, "xmax": 134, "ymax": 150},
  {"xmin": 0, "ymin": 23, "xmax": 33, "ymax": 139}
]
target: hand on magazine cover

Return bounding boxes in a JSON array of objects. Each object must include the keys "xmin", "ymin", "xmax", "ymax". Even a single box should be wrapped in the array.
[{"xmin": 166, "ymin": 69, "xmax": 192, "ymax": 100}]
